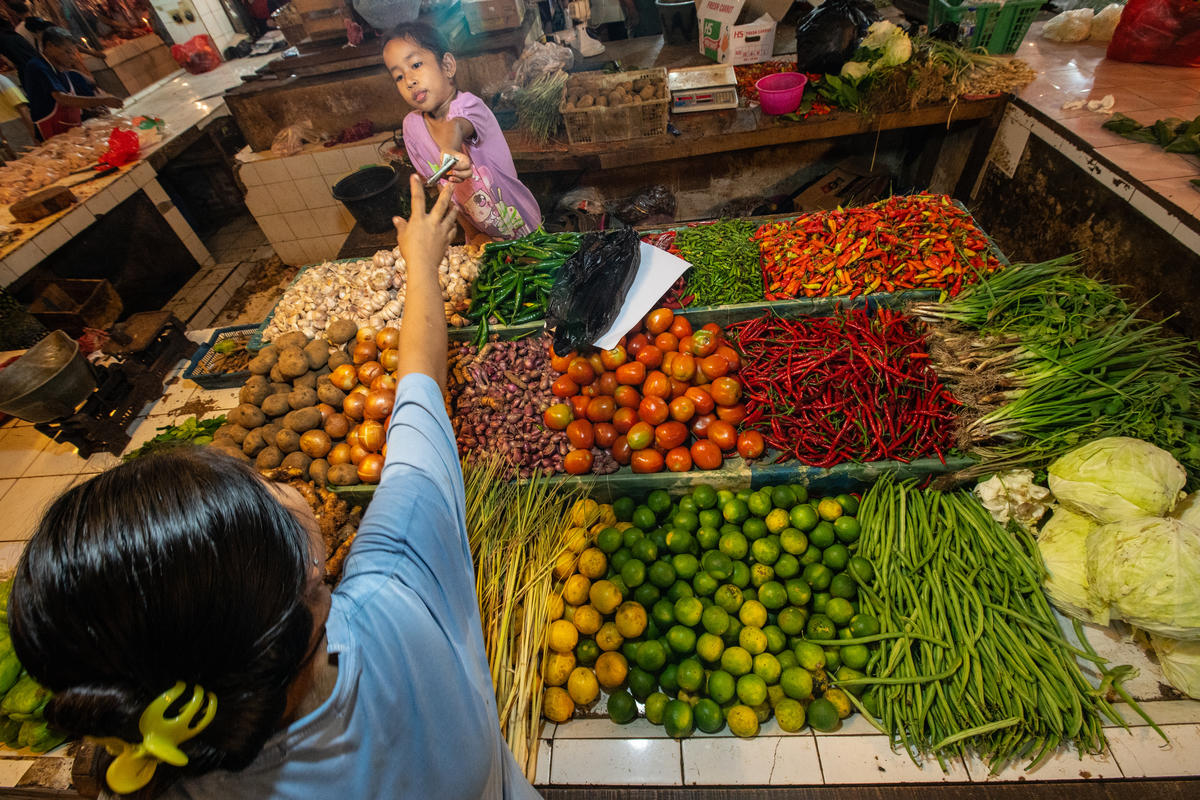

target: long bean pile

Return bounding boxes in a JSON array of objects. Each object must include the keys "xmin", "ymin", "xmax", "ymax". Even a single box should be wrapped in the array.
[
  {"xmin": 673, "ymin": 219, "xmax": 764, "ymax": 306},
  {"xmin": 913, "ymin": 256, "xmax": 1200, "ymax": 480},
  {"xmin": 728, "ymin": 308, "xmax": 958, "ymax": 466},
  {"xmin": 755, "ymin": 194, "xmax": 1002, "ymax": 300},
  {"xmin": 468, "ymin": 231, "xmax": 581, "ymax": 344},
  {"xmin": 850, "ymin": 478, "xmax": 1157, "ymax": 771}
]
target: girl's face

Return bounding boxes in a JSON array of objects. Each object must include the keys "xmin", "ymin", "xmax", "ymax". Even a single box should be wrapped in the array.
[{"xmin": 383, "ymin": 36, "xmax": 456, "ymax": 114}]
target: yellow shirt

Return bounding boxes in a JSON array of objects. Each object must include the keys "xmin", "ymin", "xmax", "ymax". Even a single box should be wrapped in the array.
[{"xmin": 0, "ymin": 75, "xmax": 28, "ymax": 124}]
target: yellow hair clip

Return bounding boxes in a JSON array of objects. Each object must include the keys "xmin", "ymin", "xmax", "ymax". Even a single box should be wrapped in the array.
[{"xmin": 88, "ymin": 681, "xmax": 217, "ymax": 795}]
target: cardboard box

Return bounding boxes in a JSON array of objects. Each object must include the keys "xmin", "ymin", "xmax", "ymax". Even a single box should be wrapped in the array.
[
  {"xmin": 463, "ymin": 0, "xmax": 526, "ymax": 35},
  {"xmin": 791, "ymin": 159, "xmax": 890, "ymax": 212},
  {"xmin": 697, "ymin": 0, "xmax": 792, "ymax": 65}
]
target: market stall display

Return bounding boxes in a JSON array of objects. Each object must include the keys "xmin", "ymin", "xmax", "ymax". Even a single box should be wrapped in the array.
[{"xmin": 467, "ymin": 231, "xmax": 582, "ymax": 344}]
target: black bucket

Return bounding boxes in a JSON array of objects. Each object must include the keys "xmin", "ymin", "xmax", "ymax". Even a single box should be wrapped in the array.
[
  {"xmin": 656, "ymin": 0, "xmax": 697, "ymax": 46},
  {"xmin": 331, "ymin": 165, "xmax": 409, "ymax": 234}
]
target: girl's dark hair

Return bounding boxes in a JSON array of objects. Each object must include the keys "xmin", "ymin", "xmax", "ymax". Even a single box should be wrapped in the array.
[
  {"xmin": 9, "ymin": 448, "xmax": 313, "ymax": 794},
  {"xmin": 384, "ymin": 21, "xmax": 449, "ymax": 61},
  {"xmin": 39, "ymin": 26, "xmax": 76, "ymax": 50}
]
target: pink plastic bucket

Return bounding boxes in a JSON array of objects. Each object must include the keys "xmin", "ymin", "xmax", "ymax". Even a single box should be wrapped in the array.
[{"xmin": 755, "ymin": 72, "xmax": 808, "ymax": 115}]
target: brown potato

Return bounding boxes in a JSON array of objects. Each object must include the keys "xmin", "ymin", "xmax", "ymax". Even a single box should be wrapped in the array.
[
  {"xmin": 276, "ymin": 429, "xmax": 301, "ymax": 454},
  {"xmin": 216, "ymin": 423, "xmax": 249, "ymax": 445},
  {"xmin": 293, "ymin": 371, "xmax": 318, "ymax": 391},
  {"xmin": 212, "ymin": 440, "xmax": 250, "ymax": 462},
  {"xmin": 274, "ymin": 331, "xmax": 309, "ymax": 352},
  {"xmin": 317, "ymin": 383, "xmax": 347, "ymax": 407},
  {"xmin": 242, "ymin": 427, "xmax": 268, "ymax": 457},
  {"xmin": 248, "ymin": 353, "xmax": 276, "ymax": 375},
  {"xmin": 303, "ymin": 339, "xmax": 329, "ymax": 370},
  {"xmin": 327, "ymin": 349, "xmax": 351, "ymax": 370},
  {"xmin": 239, "ymin": 376, "xmax": 271, "ymax": 407},
  {"xmin": 269, "ymin": 363, "xmax": 285, "ymax": 384},
  {"xmin": 288, "ymin": 387, "xmax": 318, "ymax": 410},
  {"xmin": 578, "ymin": 94, "xmax": 595, "ymax": 108},
  {"xmin": 229, "ymin": 403, "xmax": 266, "ymax": 430},
  {"xmin": 280, "ymin": 451, "xmax": 312, "ymax": 478},
  {"xmin": 309, "ymin": 458, "xmax": 330, "ymax": 488},
  {"xmin": 261, "ymin": 393, "xmax": 292, "ymax": 418},
  {"xmin": 284, "ymin": 407, "xmax": 322, "ymax": 433},
  {"xmin": 255, "ymin": 446, "xmax": 283, "ymax": 470},
  {"xmin": 277, "ymin": 347, "xmax": 309, "ymax": 380},
  {"xmin": 596, "ymin": 95, "xmax": 609, "ymax": 107},
  {"xmin": 259, "ymin": 422, "xmax": 283, "ymax": 445},
  {"xmin": 326, "ymin": 318, "xmax": 357, "ymax": 345},
  {"xmin": 327, "ymin": 463, "xmax": 360, "ymax": 486}
]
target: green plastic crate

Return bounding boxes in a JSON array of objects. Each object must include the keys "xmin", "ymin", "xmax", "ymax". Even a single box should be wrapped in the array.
[{"xmin": 928, "ymin": 0, "xmax": 1043, "ymax": 55}]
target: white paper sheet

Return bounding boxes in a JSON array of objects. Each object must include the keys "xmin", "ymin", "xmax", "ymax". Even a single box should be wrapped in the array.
[{"xmin": 592, "ymin": 243, "xmax": 691, "ymax": 350}]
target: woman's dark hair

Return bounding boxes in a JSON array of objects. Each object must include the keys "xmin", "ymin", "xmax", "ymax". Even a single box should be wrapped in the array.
[
  {"xmin": 384, "ymin": 21, "xmax": 449, "ymax": 61},
  {"xmin": 9, "ymin": 447, "xmax": 313, "ymax": 794},
  {"xmin": 39, "ymin": 26, "xmax": 76, "ymax": 50}
]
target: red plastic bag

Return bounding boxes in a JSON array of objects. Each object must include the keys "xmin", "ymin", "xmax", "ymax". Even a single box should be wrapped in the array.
[
  {"xmin": 170, "ymin": 34, "xmax": 222, "ymax": 74},
  {"xmin": 1107, "ymin": 0, "xmax": 1200, "ymax": 67},
  {"xmin": 98, "ymin": 128, "xmax": 140, "ymax": 169}
]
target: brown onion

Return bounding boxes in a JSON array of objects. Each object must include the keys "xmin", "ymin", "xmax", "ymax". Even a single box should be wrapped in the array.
[
  {"xmin": 300, "ymin": 429, "xmax": 332, "ymax": 459},
  {"xmin": 327, "ymin": 442, "xmax": 352, "ymax": 466},
  {"xmin": 357, "ymin": 453, "xmax": 384, "ymax": 483},
  {"xmin": 352, "ymin": 341, "xmax": 378, "ymax": 366},
  {"xmin": 331, "ymin": 364, "xmax": 358, "ymax": 392},
  {"xmin": 363, "ymin": 388, "xmax": 395, "ymax": 421},
  {"xmin": 371, "ymin": 373, "xmax": 397, "ymax": 392},
  {"xmin": 357, "ymin": 360, "xmax": 384, "ymax": 386},
  {"xmin": 343, "ymin": 392, "xmax": 366, "ymax": 421},
  {"xmin": 346, "ymin": 427, "xmax": 361, "ymax": 449},
  {"xmin": 356, "ymin": 326, "xmax": 378, "ymax": 345},
  {"xmin": 349, "ymin": 444, "xmax": 369, "ymax": 465},
  {"xmin": 324, "ymin": 413, "xmax": 350, "ymax": 439},
  {"xmin": 376, "ymin": 326, "xmax": 400, "ymax": 350},
  {"xmin": 359, "ymin": 419, "xmax": 386, "ymax": 452},
  {"xmin": 315, "ymin": 402, "xmax": 336, "ymax": 422},
  {"xmin": 380, "ymin": 348, "xmax": 400, "ymax": 372}
]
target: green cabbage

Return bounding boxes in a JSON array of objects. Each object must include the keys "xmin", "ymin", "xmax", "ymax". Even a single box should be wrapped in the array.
[
  {"xmin": 1149, "ymin": 634, "xmax": 1200, "ymax": 699},
  {"xmin": 1049, "ymin": 437, "xmax": 1186, "ymax": 523},
  {"xmin": 840, "ymin": 61, "xmax": 871, "ymax": 81},
  {"xmin": 1085, "ymin": 516, "xmax": 1200, "ymax": 638},
  {"xmin": 1173, "ymin": 492, "xmax": 1200, "ymax": 528},
  {"xmin": 1037, "ymin": 506, "xmax": 1097, "ymax": 622}
]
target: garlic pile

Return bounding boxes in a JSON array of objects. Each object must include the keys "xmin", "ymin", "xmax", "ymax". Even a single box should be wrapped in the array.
[{"xmin": 262, "ymin": 245, "xmax": 481, "ymax": 342}]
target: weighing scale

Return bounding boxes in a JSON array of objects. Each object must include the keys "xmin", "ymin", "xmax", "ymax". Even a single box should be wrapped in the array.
[{"xmin": 667, "ymin": 65, "xmax": 739, "ymax": 114}]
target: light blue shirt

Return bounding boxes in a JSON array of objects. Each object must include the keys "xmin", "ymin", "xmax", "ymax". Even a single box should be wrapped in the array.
[{"xmin": 165, "ymin": 374, "xmax": 541, "ymax": 799}]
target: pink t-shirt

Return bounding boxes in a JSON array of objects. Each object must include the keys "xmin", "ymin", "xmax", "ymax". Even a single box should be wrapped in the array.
[{"xmin": 402, "ymin": 92, "xmax": 541, "ymax": 240}]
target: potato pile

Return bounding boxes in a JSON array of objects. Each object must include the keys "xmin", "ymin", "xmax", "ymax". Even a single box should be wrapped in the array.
[{"xmin": 563, "ymin": 75, "xmax": 666, "ymax": 110}]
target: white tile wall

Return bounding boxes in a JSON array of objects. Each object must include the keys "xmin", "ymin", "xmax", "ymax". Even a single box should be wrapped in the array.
[
  {"xmin": 244, "ymin": 186, "xmax": 277, "ymax": 216},
  {"xmin": 255, "ymin": 158, "xmax": 291, "ymax": 185},
  {"xmin": 60, "ymin": 207, "xmax": 96, "ymax": 237},
  {"xmin": 284, "ymin": 154, "xmax": 321, "ymax": 181},
  {"xmin": 272, "ymin": 187, "xmax": 307, "ymax": 215},
  {"xmin": 284, "ymin": 209, "xmax": 317, "ymax": 240},
  {"xmin": 296, "ymin": 176, "xmax": 331, "ymax": 208},
  {"xmin": 257, "ymin": 214, "xmax": 293, "ymax": 244},
  {"xmin": 314, "ymin": 148, "xmax": 351, "ymax": 176}
]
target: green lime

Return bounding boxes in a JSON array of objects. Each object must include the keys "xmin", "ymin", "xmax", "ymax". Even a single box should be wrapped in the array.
[
  {"xmin": 717, "ymin": 489, "xmax": 735, "ymax": 506},
  {"xmin": 713, "ymin": 584, "xmax": 744, "ymax": 615},
  {"xmin": 722, "ymin": 617, "xmax": 743, "ymax": 647},
  {"xmin": 678, "ymin": 496, "xmax": 697, "ymax": 515},
  {"xmin": 780, "ymin": 665, "xmax": 814, "ymax": 700},
  {"xmin": 736, "ymin": 673, "xmax": 768, "ymax": 706},
  {"xmin": 789, "ymin": 504, "xmax": 819, "ymax": 532},
  {"xmin": 785, "ymin": 578, "xmax": 812, "ymax": 607},
  {"xmin": 730, "ymin": 561, "xmax": 750, "ymax": 589},
  {"xmin": 835, "ymin": 493, "xmax": 860, "ymax": 515},
  {"xmin": 674, "ymin": 596, "xmax": 703, "ymax": 627},
  {"xmin": 739, "ymin": 625, "xmax": 767, "ymax": 655},
  {"xmin": 777, "ymin": 606, "xmax": 807, "ymax": 636},
  {"xmin": 651, "ymin": 598, "xmax": 676, "ymax": 629},
  {"xmin": 663, "ymin": 699, "xmax": 695, "ymax": 738},
  {"xmin": 607, "ymin": 690, "xmax": 637, "ymax": 724},
  {"xmin": 688, "ymin": 566, "xmax": 715, "ymax": 594},
  {"xmin": 757, "ymin": 581, "xmax": 788, "ymax": 611},
  {"xmin": 726, "ymin": 704, "xmax": 759, "ymax": 737},
  {"xmin": 623, "ymin": 526, "xmax": 646, "ymax": 549},
  {"xmin": 613, "ymin": 496, "xmax": 635, "ymax": 522},
  {"xmin": 611, "ymin": 547, "xmax": 632, "ymax": 573},
  {"xmin": 836, "ymin": 665, "xmax": 866, "ymax": 692},
  {"xmin": 692, "ymin": 485, "xmax": 717, "ymax": 509},
  {"xmin": 676, "ymin": 657, "xmax": 705, "ymax": 692},
  {"xmin": 833, "ymin": 516, "xmax": 861, "ymax": 544},
  {"xmin": 635, "ymin": 638, "xmax": 667, "ymax": 672},
  {"xmin": 764, "ymin": 625, "xmax": 787, "ymax": 654},
  {"xmin": 576, "ymin": 638, "xmax": 600, "ymax": 667},
  {"xmin": 658, "ymin": 662, "xmax": 679, "ymax": 693},
  {"xmin": 806, "ymin": 613, "xmax": 837, "ymax": 641},
  {"xmin": 742, "ymin": 587, "xmax": 757, "ymax": 603},
  {"xmin": 644, "ymin": 691, "xmax": 670, "ymax": 725},
  {"xmin": 667, "ymin": 625, "xmax": 697, "ymax": 654},
  {"xmin": 628, "ymin": 666, "xmax": 658, "ymax": 700},
  {"xmin": 807, "ymin": 697, "xmax": 840, "ymax": 732},
  {"xmin": 706, "ymin": 669, "xmax": 736, "ymax": 704},
  {"xmin": 775, "ymin": 698, "xmax": 806, "ymax": 732},
  {"xmin": 802, "ymin": 563, "xmax": 833, "ymax": 591},
  {"xmin": 632, "ymin": 506, "xmax": 656, "ymax": 531},
  {"xmin": 622, "ymin": 640, "xmax": 640, "ymax": 663},
  {"xmin": 794, "ymin": 641, "xmax": 826, "ymax": 671},
  {"xmin": 817, "ymin": 498, "xmax": 843, "ymax": 522},
  {"xmin": 742, "ymin": 517, "xmax": 768, "ymax": 541},
  {"xmin": 696, "ymin": 525, "xmax": 720, "ymax": 550},
  {"xmin": 848, "ymin": 556, "xmax": 875, "ymax": 584},
  {"xmin": 825, "ymin": 597, "xmax": 855, "ymax": 626},
  {"xmin": 647, "ymin": 489, "xmax": 672, "ymax": 516},
  {"xmin": 722, "ymin": 499, "xmax": 749, "ymax": 525},
  {"xmin": 666, "ymin": 580, "xmax": 694, "ymax": 603},
  {"xmin": 739, "ymin": 600, "xmax": 768, "ymax": 628},
  {"xmin": 779, "ymin": 527, "xmax": 808, "ymax": 556},
  {"xmin": 620, "ymin": 559, "xmax": 646, "ymax": 588},
  {"xmin": 648, "ymin": 559, "xmax": 676, "ymax": 589},
  {"xmin": 822, "ymin": 544, "xmax": 850, "ymax": 572},
  {"xmin": 749, "ymin": 563, "xmax": 774, "ymax": 588},
  {"xmin": 609, "ymin": 575, "xmax": 629, "ymax": 597},
  {"xmin": 810, "ymin": 521, "xmax": 836, "ymax": 549},
  {"xmin": 752, "ymin": 652, "xmax": 781, "ymax": 684},
  {"xmin": 765, "ymin": 508, "xmax": 791, "ymax": 534},
  {"xmin": 671, "ymin": 511, "xmax": 699, "ymax": 534},
  {"xmin": 693, "ymin": 697, "xmax": 725, "ymax": 734},
  {"xmin": 824, "ymin": 647, "xmax": 842, "ymax": 672},
  {"xmin": 701, "ymin": 604, "xmax": 730, "ymax": 635},
  {"xmin": 719, "ymin": 523, "xmax": 742, "ymax": 539},
  {"xmin": 838, "ymin": 627, "xmax": 854, "ymax": 641},
  {"xmin": 771, "ymin": 485, "xmax": 798, "ymax": 510},
  {"xmin": 747, "ymin": 491, "xmax": 773, "ymax": 518},
  {"xmin": 597, "ymin": 527, "xmax": 623, "ymax": 554},
  {"xmin": 664, "ymin": 529, "xmax": 693, "ymax": 556},
  {"xmin": 774, "ymin": 553, "xmax": 800, "ymax": 580},
  {"xmin": 721, "ymin": 645, "xmax": 753, "ymax": 676},
  {"xmin": 829, "ymin": 573, "xmax": 857, "ymax": 600},
  {"xmin": 650, "ymin": 528, "xmax": 669, "ymax": 552},
  {"xmin": 841, "ymin": 644, "xmax": 870, "ymax": 670},
  {"xmin": 751, "ymin": 537, "xmax": 781, "ymax": 566},
  {"xmin": 799, "ymin": 546, "xmax": 822, "ymax": 566},
  {"xmin": 696, "ymin": 632, "xmax": 725, "ymax": 664},
  {"xmin": 633, "ymin": 580, "xmax": 660, "ymax": 609},
  {"xmin": 699, "ymin": 505, "xmax": 722, "ymax": 529},
  {"xmin": 632, "ymin": 538, "xmax": 658, "ymax": 563},
  {"xmin": 849, "ymin": 613, "xmax": 880, "ymax": 638},
  {"xmin": 702, "ymin": 550, "xmax": 733, "ymax": 580},
  {"xmin": 777, "ymin": 649, "xmax": 798, "ymax": 671},
  {"xmin": 672, "ymin": 553, "xmax": 700, "ymax": 580}
]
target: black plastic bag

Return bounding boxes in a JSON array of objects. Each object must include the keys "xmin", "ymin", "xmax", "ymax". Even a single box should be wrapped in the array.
[
  {"xmin": 546, "ymin": 228, "xmax": 641, "ymax": 353},
  {"xmin": 794, "ymin": 0, "xmax": 879, "ymax": 74}
]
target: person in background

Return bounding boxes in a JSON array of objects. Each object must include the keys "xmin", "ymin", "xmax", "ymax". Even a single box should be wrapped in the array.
[
  {"xmin": 384, "ymin": 22, "xmax": 541, "ymax": 246},
  {"xmin": 0, "ymin": 72, "xmax": 36, "ymax": 153},
  {"xmin": 7, "ymin": 179, "xmax": 543, "ymax": 800},
  {"xmin": 6, "ymin": 1, "xmax": 106, "ymax": 59},
  {"xmin": 23, "ymin": 26, "xmax": 119, "ymax": 140}
]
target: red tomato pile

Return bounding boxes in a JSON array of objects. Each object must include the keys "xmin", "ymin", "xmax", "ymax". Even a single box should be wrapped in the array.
[{"xmin": 543, "ymin": 307, "xmax": 759, "ymax": 475}]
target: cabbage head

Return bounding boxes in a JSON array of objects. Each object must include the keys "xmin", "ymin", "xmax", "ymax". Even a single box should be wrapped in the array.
[
  {"xmin": 1172, "ymin": 492, "xmax": 1200, "ymax": 528},
  {"xmin": 1037, "ymin": 506, "xmax": 1097, "ymax": 622},
  {"xmin": 840, "ymin": 61, "xmax": 870, "ymax": 81},
  {"xmin": 1048, "ymin": 437, "xmax": 1186, "ymax": 523},
  {"xmin": 1149, "ymin": 635, "xmax": 1200, "ymax": 699},
  {"xmin": 1085, "ymin": 516, "xmax": 1200, "ymax": 638}
]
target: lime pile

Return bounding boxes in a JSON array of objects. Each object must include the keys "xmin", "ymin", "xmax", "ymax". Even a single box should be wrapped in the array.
[{"xmin": 542, "ymin": 484, "xmax": 879, "ymax": 738}]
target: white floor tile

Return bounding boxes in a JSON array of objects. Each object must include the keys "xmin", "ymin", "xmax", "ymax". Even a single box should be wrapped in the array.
[
  {"xmin": 1107, "ymin": 723, "xmax": 1200, "ymax": 778},
  {"xmin": 812, "ymin": 712, "xmax": 885, "ymax": 736},
  {"xmin": 0, "ymin": 427, "xmax": 51, "ymax": 478},
  {"xmin": 22, "ymin": 438, "xmax": 87, "ymax": 477},
  {"xmin": 550, "ymin": 738, "xmax": 681, "ymax": 785},
  {"xmin": 80, "ymin": 451, "xmax": 122, "ymax": 474},
  {"xmin": 534, "ymin": 739, "xmax": 552, "ymax": 785},
  {"xmin": 0, "ymin": 473, "xmax": 79, "ymax": 541},
  {"xmin": 197, "ymin": 387, "xmax": 243, "ymax": 411},
  {"xmin": 145, "ymin": 379, "xmax": 198, "ymax": 418},
  {"xmin": 818, "ymin": 735, "xmax": 970, "ymax": 784},
  {"xmin": 554, "ymin": 717, "xmax": 669, "ymax": 739},
  {"xmin": 683, "ymin": 735, "xmax": 822, "ymax": 785},
  {"xmin": 1110, "ymin": 699, "xmax": 1200, "ymax": 727},
  {"xmin": 0, "ymin": 541, "xmax": 26, "ymax": 575},
  {"xmin": 539, "ymin": 724, "xmax": 556, "ymax": 740},
  {"xmin": 963, "ymin": 744, "xmax": 1122, "ymax": 782}
]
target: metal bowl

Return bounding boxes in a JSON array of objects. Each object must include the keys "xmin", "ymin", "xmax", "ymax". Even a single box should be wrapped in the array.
[{"xmin": 0, "ymin": 330, "xmax": 96, "ymax": 423}]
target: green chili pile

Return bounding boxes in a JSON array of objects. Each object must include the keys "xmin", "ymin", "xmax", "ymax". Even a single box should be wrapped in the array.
[
  {"xmin": 673, "ymin": 219, "xmax": 764, "ymax": 307},
  {"xmin": 467, "ymin": 231, "xmax": 581, "ymax": 345},
  {"xmin": 848, "ymin": 477, "xmax": 1158, "ymax": 772}
]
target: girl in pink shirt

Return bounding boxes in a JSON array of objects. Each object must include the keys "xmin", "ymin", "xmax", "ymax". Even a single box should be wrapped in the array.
[{"xmin": 384, "ymin": 23, "xmax": 541, "ymax": 245}]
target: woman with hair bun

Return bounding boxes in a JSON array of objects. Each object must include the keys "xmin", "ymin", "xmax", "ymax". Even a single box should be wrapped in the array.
[{"xmin": 8, "ymin": 178, "xmax": 540, "ymax": 799}]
